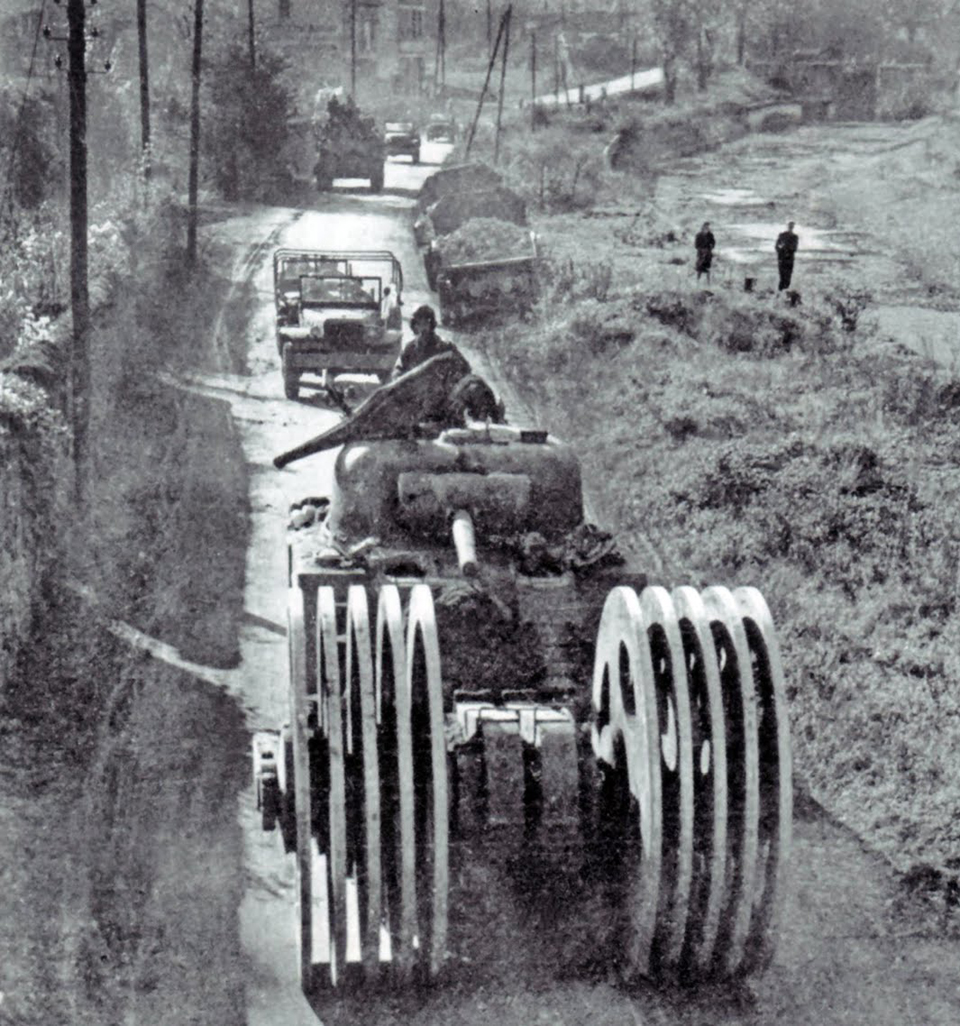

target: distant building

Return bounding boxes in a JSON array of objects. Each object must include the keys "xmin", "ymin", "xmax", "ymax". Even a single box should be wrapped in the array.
[
  {"xmin": 268, "ymin": 0, "xmax": 427, "ymax": 96},
  {"xmin": 347, "ymin": 0, "xmax": 429, "ymax": 94}
]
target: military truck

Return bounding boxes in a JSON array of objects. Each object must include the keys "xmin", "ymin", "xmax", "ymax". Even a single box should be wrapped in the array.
[
  {"xmin": 413, "ymin": 162, "xmax": 504, "ymax": 246},
  {"xmin": 384, "ymin": 121, "xmax": 421, "ymax": 163},
  {"xmin": 273, "ymin": 248, "xmax": 403, "ymax": 400}
]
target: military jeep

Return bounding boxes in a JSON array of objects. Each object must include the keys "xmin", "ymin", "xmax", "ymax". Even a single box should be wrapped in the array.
[{"xmin": 273, "ymin": 249, "xmax": 404, "ymax": 400}]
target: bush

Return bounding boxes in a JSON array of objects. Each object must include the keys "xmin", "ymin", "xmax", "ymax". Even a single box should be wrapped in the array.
[
  {"xmin": 642, "ymin": 288, "xmax": 850, "ymax": 357},
  {"xmin": 499, "ymin": 127, "xmax": 606, "ymax": 211},
  {"xmin": 0, "ymin": 90, "xmax": 63, "ymax": 210}
]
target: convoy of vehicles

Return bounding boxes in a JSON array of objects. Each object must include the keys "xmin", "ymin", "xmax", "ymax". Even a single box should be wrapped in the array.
[{"xmin": 273, "ymin": 249, "xmax": 403, "ymax": 399}]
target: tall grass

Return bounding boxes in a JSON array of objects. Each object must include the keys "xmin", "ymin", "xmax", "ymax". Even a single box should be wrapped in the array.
[{"xmin": 478, "ymin": 278, "xmax": 960, "ymax": 874}]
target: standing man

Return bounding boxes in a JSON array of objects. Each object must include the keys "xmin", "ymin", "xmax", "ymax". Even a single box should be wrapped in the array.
[
  {"xmin": 695, "ymin": 221, "xmax": 716, "ymax": 284},
  {"xmin": 775, "ymin": 221, "xmax": 799, "ymax": 292}
]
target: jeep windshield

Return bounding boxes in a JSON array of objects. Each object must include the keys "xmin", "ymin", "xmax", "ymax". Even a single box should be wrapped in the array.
[
  {"xmin": 300, "ymin": 275, "xmax": 381, "ymax": 306},
  {"xmin": 385, "ymin": 122, "xmax": 416, "ymax": 134},
  {"xmin": 278, "ymin": 258, "xmax": 346, "ymax": 294}
]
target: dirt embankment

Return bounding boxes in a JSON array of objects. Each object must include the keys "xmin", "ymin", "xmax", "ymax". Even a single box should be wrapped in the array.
[{"xmin": 0, "ymin": 235, "xmax": 256, "ymax": 1024}]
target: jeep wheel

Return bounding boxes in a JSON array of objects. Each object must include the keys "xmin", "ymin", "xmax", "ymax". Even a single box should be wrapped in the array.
[
  {"xmin": 370, "ymin": 166, "xmax": 385, "ymax": 193},
  {"xmin": 282, "ymin": 345, "xmax": 300, "ymax": 400},
  {"xmin": 412, "ymin": 148, "xmax": 421, "ymax": 165}
]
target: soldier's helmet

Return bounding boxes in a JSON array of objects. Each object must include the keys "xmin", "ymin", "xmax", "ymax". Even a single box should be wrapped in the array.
[{"xmin": 411, "ymin": 304, "xmax": 437, "ymax": 331}]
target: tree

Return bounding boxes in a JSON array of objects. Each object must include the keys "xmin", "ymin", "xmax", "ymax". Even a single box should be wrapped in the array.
[
  {"xmin": 205, "ymin": 44, "xmax": 295, "ymax": 201},
  {"xmin": 0, "ymin": 92, "xmax": 61, "ymax": 209},
  {"xmin": 650, "ymin": 0, "xmax": 691, "ymax": 103},
  {"xmin": 692, "ymin": 0, "xmax": 722, "ymax": 91}
]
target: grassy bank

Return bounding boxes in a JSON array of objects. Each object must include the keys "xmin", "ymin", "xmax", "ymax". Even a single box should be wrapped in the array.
[
  {"xmin": 0, "ymin": 198, "xmax": 255, "ymax": 1021},
  {"xmin": 478, "ymin": 275, "xmax": 960, "ymax": 879}
]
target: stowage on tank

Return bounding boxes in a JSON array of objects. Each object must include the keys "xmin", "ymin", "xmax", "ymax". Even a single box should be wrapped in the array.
[{"xmin": 252, "ymin": 353, "xmax": 793, "ymax": 993}]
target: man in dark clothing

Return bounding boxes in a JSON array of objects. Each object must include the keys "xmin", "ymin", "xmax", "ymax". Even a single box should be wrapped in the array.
[
  {"xmin": 391, "ymin": 304, "xmax": 469, "ymax": 380},
  {"xmin": 695, "ymin": 222, "xmax": 716, "ymax": 283},
  {"xmin": 775, "ymin": 221, "xmax": 799, "ymax": 291},
  {"xmin": 389, "ymin": 304, "xmax": 491, "ymax": 424}
]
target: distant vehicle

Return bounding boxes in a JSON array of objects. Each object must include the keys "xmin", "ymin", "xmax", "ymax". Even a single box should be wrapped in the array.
[
  {"xmin": 425, "ymin": 113, "xmax": 457, "ymax": 142},
  {"xmin": 314, "ymin": 97, "xmax": 385, "ymax": 192},
  {"xmin": 273, "ymin": 249, "xmax": 403, "ymax": 400},
  {"xmin": 384, "ymin": 121, "xmax": 421, "ymax": 163},
  {"xmin": 413, "ymin": 162, "xmax": 505, "ymax": 246},
  {"xmin": 435, "ymin": 231, "xmax": 540, "ymax": 327}
]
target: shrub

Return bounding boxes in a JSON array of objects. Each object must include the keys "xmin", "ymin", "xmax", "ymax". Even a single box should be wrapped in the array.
[{"xmin": 499, "ymin": 127, "xmax": 606, "ymax": 211}]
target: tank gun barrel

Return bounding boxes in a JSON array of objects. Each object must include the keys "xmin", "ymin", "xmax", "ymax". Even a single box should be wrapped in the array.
[
  {"xmin": 274, "ymin": 433, "xmax": 334, "ymax": 469},
  {"xmin": 451, "ymin": 509, "xmax": 478, "ymax": 577}
]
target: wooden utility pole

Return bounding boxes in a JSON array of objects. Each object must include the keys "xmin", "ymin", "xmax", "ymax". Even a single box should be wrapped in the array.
[
  {"xmin": 137, "ymin": 0, "xmax": 151, "ymax": 179},
  {"xmin": 554, "ymin": 34, "xmax": 559, "ymax": 104},
  {"xmin": 434, "ymin": 0, "xmax": 446, "ymax": 93},
  {"xmin": 186, "ymin": 0, "xmax": 203, "ymax": 266},
  {"xmin": 350, "ymin": 0, "xmax": 357, "ymax": 98},
  {"xmin": 465, "ymin": 9, "xmax": 508, "ymax": 158},
  {"xmin": 736, "ymin": 1, "xmax": 747, "ymax": 65},
  {"xmin": 66, "ymin": 0, "xmax": 89, "ymax": 500},
  {"xmin": 530, "ymin": 30, "xmax": 536, "ymax": 130},
  {"xmin": 560, "ymin": 49, "xmax": 570, "ymax": 107},
  {"xmin": 248, "ymin": 0, "xmax": 256, "ymax": 69},
  {"xmin": 493, "ymin": 5, "xmax": 511, "ymax": 164}
]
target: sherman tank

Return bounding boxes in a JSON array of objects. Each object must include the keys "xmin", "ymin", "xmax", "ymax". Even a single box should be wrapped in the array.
[{"xmin": 252, "ymin": 353, "xmax": 792, "ymax": 994}]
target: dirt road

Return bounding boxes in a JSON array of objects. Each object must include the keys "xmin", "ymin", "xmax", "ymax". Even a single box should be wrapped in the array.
[{"xmin": 184, "ymin": 132, "xmax": 960, "ymax": 1026}]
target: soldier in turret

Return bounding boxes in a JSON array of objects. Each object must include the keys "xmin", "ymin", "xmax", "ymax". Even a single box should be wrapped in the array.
[
  {"xmin": 388, "ymin": 305, "xmax": 502, "ymax": 425},
  {"xmin": 391, "ymin": 304, "xmax": 469, "ymax": 380}
]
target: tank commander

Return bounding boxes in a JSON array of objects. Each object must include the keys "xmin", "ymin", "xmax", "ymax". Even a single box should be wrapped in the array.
[
  {"xmin": 385, "ymin": 305, "xmax": 504, "ymax": 426},
  {"xmin": 391, "ymin": 304, "xmax": 469, "ymax": 380}
]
